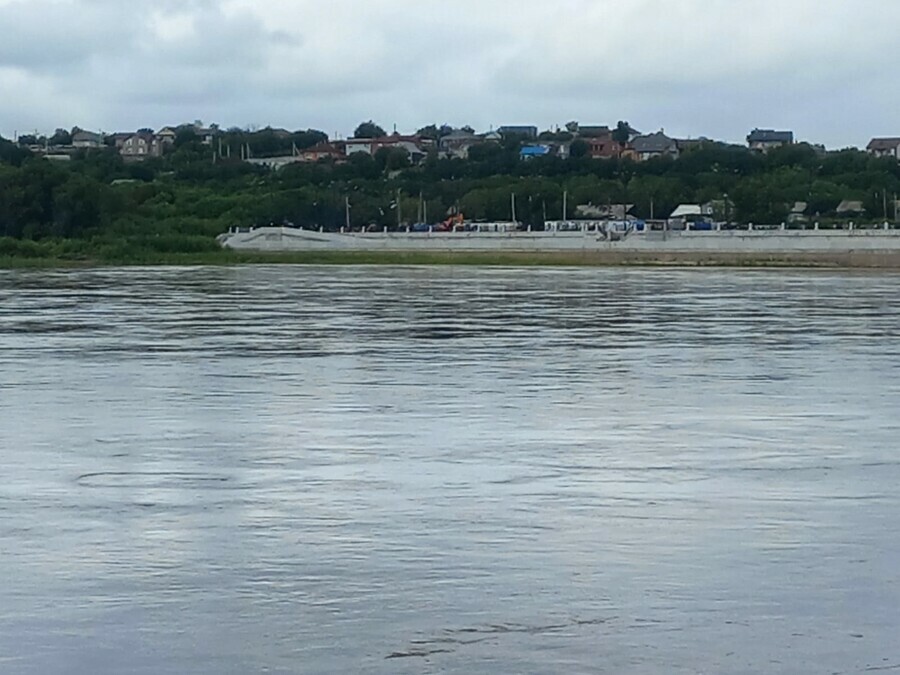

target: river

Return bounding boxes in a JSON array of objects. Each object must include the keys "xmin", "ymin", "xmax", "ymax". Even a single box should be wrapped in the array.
[{"xmin": 1, "ymin": 266, "xmax": 898, "ymax": 674}]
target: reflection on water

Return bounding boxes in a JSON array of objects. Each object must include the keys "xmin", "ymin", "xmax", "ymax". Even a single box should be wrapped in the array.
[{"xmin": 1, "ymin": 266, "xmax": 899, "ymax": 674}]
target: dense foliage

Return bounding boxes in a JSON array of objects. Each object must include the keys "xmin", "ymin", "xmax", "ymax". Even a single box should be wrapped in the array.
[{"xmin": 3, "ymin": 131, "xmax": 900, "ymax": 262}]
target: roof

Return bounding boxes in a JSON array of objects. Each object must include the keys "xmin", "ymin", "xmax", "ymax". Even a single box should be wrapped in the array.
[
  {"xmin": 632, "ymin": 131, "xmax": 677, "ymax": 154},
  {"xmin": 576, "ymin": 126, "xmax": 610, "ymax": 138},
  {"xmin": 747, "ymin": 129, "xmax": 793, "ymax": 143},
  {"xmin": 499, "ymin": 125, "xmax": 538, "ymax": 136},
  {"xmin": 675, "ymin": 137, "xmax": 714, "ymax": 150},
  {"xmin": 442, "ymin": 129, "xmax": 478, "ymax": 140},
  {"xmin": 836, "ymin": 200, "xmax": 865, "ymax": 214},
  {"xmin": 303, "ymin": 142, "xmax": 340, "ymax": 154},
  {"xmin": 350, "ymin": 135, "xmax": 423, "ymax": 145},
  {"xmin": 125, "ymin": 132, "xmax": 156, "ymax": 141},
  {"xmin": 867, "ymin": 137, "xmax": 900, "ymax": 150},
  {"xmin": 192, "ymin": 124, "xmax": 219, "ymax": 136},
  {"xmin": 790, "ymin": 201, "xmax": 808, "ymax": 214},
  {"xmin": 669, "ymin": 204, "xmax": 704, "ymax": 218},
  {"xmin": 72, "ymin": 130, "xmax": 102, "ymax": 141},
  {"xmin": 520, "ymin": 144, "xmax": 551, "ymax": 157}
]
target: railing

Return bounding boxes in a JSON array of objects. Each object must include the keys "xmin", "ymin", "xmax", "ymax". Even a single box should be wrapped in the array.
[{"xmin": 226, "ymin": 222, "xmax": 900, "ymax": 237}]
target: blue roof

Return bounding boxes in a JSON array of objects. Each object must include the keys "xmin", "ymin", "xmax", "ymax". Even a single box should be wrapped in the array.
[{"xmin": 520, "ymin": 144, "xmax": 551, "ymax": 157}]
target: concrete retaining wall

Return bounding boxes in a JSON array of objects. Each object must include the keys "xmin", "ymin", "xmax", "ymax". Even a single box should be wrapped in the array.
[{"xmin": 220, "ymin": 227, "xmax": 900, "ymax": 254}]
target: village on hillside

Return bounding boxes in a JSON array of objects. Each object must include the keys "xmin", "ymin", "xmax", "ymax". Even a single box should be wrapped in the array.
[
  {"xmin": 13, "ymin": 120, "xmax": 900, "ymax": 167},
  {"xmin": 8, "ymin": 119, "xmax": 900, "ymax": 229}
]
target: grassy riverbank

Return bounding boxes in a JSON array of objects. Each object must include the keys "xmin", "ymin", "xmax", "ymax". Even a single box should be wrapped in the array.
[{"xmin": 4, "ymin": 244, "xmax": 900, "ymax": 269}]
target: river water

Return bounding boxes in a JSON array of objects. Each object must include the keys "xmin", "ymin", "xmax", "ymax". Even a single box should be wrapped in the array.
[{"xmin": 1, "ymin": 266, "xmax": 898, "ymax": 674}]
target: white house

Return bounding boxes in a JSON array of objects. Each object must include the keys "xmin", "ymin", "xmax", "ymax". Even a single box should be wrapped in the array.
[
  {"xmin": 72, "ymin": 130, "xmax": 104, "ymax": 149},
  {"xmin": 867, "ymin": 138, "xmax": 900, "ymax": 159}
]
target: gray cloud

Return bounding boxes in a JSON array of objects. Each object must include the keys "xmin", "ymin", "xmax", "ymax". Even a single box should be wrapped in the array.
[{"xmin": 1, "ymin": 0, "xmax": 898, "ymax": 146}]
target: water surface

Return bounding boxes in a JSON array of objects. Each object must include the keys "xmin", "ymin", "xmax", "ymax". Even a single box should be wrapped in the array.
[{"xmin": 1, "ymin": 266, "xmax": 898, "ymax": 674}]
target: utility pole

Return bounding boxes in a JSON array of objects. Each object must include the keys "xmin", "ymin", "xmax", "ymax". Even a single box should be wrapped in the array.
[
  {"xmin": 511, "ymin": 193, "xmax": 517, "ymax": 223},
  {"xmin": 345, "ymin": 196, "xmax": 351, "ymax": 230},
  {"xmin": 397, "ymin": 189, "xmax": 402, "ymax": 229},
  {"xmin": 563, "ymin": 189, "xmax": 568, "ymax": 221}
]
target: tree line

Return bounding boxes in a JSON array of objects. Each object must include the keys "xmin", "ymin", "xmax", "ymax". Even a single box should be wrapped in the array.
[{"xmin": 3, "ymin": 129, "xmax": 900, "ymax": 260}]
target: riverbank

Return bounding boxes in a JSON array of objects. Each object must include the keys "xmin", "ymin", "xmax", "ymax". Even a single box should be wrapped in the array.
[{"xmin": 5, "ymin": 248, "xmax": 900, "ymax": 269}]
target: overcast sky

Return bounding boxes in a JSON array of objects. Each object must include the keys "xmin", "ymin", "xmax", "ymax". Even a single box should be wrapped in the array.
[{"xmin": 0, "ymin": 0, "xmax": 895, "ymax": 148}]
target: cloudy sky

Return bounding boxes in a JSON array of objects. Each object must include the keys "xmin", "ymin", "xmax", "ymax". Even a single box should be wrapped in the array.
[{"xmin": 0, "ymin": 0, "xmax": 894, "ymax": 147}]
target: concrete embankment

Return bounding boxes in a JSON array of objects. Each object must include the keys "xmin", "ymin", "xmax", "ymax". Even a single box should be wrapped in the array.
[{"xmin": 217, "ymin": 227, "xmax": 900, "ymax": 268}]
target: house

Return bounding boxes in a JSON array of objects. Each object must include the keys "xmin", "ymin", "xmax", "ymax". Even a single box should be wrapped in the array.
[
  {"xmin": 520, "ymin": 144, "xmax": 552, "ymax": 160},
  {"xmin": 552, "ymin": 142, "xmax": 571, "ymax": 160},
  {"xmin": 675, "ymin": 137, "xmax": 715, "ymax": 153},
  {"xmin": 668, "ymin": 203, "xmax": 719, "ymax": 228},
  {"xmin": 669, "ymin": 204, "xmax": 715, "ymax": 220},
  {"xmin": 788, "ymin": 201, "xmax": 809, "ymax": 224},
  {"xmin": 195, "ymin": 125, "xmax": 219, "ymax": 145},
  {"xmin": 574, "ymin": 125, "xmax": 611, "ymax": 138},
  {"xmin": 108, "ymin": 132, "xmax": 133, "ymax": 149},
  {"xmin": 866, "ymin": 138, "xmax": 900, "ymax": 159},
  {"xmin": 585, "ymin": 133, "xmax": 623, "ymax": 159},
  {"xmin": 72, "ymin": 130, "xmax": 104, "ymax": 149},
  {"xmin": 190, "ymin": 121, "xmax": 219, "ymax": 145},
  {"xmin": 836, "ymin": 200, "xmax": 865, "ymax": 216},
  {"xmin": 156, "ymin": 127, "xmax": 178, "ymax": 146},
  {"xmin": 344, "ymin": 135, "xmax": 429, "ymax": 162},
  {"xmin": 300, "ymin": 142, "xmax": 343, "ymax": 162},
  {"xmin": 498, "ymin": 125, "xmax": 538, "ymax": 139},
  {"xmin": 631, "ymin": 131, "xmax": 679, "ymax": 161},
  {"xmin": 560, "ymin": 124, "xmax": 625, "ymax": 157},
  {"xmin": 344, "ymin": 138, "xmax": 376, "ymax": 155},
  {"xmin": 747, "ymin": 129, "xmax": 794, "ymax": 153},
  {"xmin": 120, "ymin": 132, "xmax": 163, "ymax": 159},
  {"xmin": 439, "ymin": 129, "xmax": 479, "ymax": 158}
]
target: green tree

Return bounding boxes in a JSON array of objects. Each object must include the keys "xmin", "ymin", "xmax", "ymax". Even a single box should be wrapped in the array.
[
  {"xmin": 354, "ymin": 121, "xmax": 386, "ymax": 139},
  {"xmin": 417, "ymin": 125, "xmax": 441, "ymax": 141},
  {"xmin": 612, "ymin": 121, "xmax": 631, "ymax": 145},
  {"xmin": 0, "ymin": 138, "xmax": 31, "ymax": 166},
  {"xmin": 49, "ymin": 128, "xmax": 72, "ymax": 146},
  {"xmin": 174, "ymin": 126, "xmax": 199, "ymax": 147},
  {"xmin": 374, "ymin": 147, "xmax": 411, "ymax": 172},
  {"xmin": 569, "ymin": 139, "xmax": 589, "ymax": 159},
  {"xmin": 291, "ymin": 129, "xmax": 328, "ymax": 149}
]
